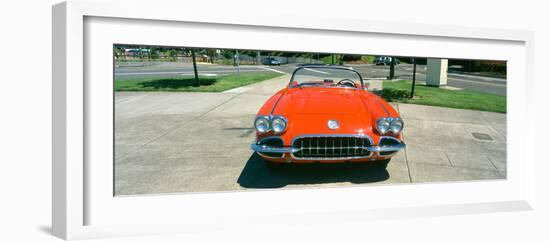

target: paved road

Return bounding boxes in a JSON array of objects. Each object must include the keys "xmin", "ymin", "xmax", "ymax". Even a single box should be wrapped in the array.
[
  {"xmin": 115, "ymin": 62, "xmax": 507, "ymax": 96},
  {"xmin": 115, "ymin": 75, "xmax": 506, "ymax": 195}
]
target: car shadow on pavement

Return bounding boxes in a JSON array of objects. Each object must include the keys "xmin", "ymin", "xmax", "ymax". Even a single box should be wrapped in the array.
[
  {"xmin": 139, "ymin": 77, "xmax": 217, "ymax": 89},
  {"xmin": 237, "ymin": 153, "xmax": 389, "ymax": 188}
]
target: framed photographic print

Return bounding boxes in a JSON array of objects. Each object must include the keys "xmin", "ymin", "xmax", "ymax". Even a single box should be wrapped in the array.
[{"xmin": 52, "ymin": 0, "xmax": 535, "ymax": 240}]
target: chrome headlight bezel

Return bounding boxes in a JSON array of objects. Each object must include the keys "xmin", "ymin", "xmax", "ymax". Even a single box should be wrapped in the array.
[
  {"xmin": 389, "ymin": 117, "xmax": 404, "ymax": 134},
  {"xmin": 376, "ymin": 118, "xmax": 391, "ymax": 135},
  {"xmin": 376, "ymin": 117, "xmax": 403, "ymax": 135},
  {"xmin": 271, "ymin": 115, "xmax": 288, "ymax": 133},
  {"xmin": 254, "ymin": 115, "xmax": 271, "ymax": 133}
]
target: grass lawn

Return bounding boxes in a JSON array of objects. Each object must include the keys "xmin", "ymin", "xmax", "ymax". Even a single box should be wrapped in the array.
[
  {"xmin": 382, "ymin": 80, "xmax": 506, "ymax": 113},
  {"xmin": 115, "ymin": 72, "xmax": 283, "ymax": 92}
]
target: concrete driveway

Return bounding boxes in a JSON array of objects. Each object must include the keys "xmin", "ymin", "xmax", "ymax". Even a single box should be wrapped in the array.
[{"xmin": 115, "ymin": 75, "xmax": 506, "ymax": 195}]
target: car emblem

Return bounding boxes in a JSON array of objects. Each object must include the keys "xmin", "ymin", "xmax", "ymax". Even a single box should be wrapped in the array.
[{"xmin": 327, "ymin": 120, "xmax": 340, "ymax": 130}]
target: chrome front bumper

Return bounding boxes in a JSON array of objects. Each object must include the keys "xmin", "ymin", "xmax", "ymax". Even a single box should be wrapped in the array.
[
  {"xmin": 250, "ymin": 144, "xmax": 301, "ymax": 153},
  {"xmin": 365, "ymin": 144, "xmax": 406, "ymax": 152},
  {"xmin": 250, "ymin": 142, "xmax": 406, "ymax": 153}
]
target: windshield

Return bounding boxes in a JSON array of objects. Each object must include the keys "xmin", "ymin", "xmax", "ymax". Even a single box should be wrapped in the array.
[{"xmin": 289, "ymin": 66, "xmax": 364, "ymax": 89}]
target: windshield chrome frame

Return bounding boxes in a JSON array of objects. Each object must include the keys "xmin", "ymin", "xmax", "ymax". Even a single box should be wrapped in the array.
[{"xmin": 288, "ymin": 65, "xmax": 365, "ymax": 90}]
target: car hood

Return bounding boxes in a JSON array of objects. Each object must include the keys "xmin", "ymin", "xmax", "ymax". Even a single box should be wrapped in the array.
[{"xmin": 272, "ymin": 87, "xmax": 375, "ymax": 135}]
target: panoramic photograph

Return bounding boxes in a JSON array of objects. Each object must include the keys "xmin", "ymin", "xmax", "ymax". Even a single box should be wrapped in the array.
[{"xmin": 113, "ymin": 44, "xmax": 506, "ymax": 195}]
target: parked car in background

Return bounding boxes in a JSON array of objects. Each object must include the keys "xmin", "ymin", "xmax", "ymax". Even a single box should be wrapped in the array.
[
  {"xmin": 250, "ymin": 65, "xmax": 406, "ymax": 168},
  {"xmin": 373, "ymin": 56, "xmax": 400, "ymax": 66},
  {"xmin": 264, "ymin": 57, "xmax": 281, "ymax": 66}
]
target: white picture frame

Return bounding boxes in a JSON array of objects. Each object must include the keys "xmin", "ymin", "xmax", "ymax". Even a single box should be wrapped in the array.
[{"xmin": 52, "ymin": 0, "xmax": 535, "ymax": 240}]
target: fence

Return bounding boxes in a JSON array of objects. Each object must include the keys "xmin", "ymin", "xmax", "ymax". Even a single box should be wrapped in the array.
[
  {"xmin": 259, "ymin": 56, "xmax": 324, "ymax": 65},
  {"xmin": 115, "ymin": 54, "xmax": 209, "ymax": 63}
]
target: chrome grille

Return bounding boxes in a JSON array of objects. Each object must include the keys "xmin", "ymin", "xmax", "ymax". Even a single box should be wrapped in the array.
[{"xmin": 292, "ymin": 136, "xmax": 372, "ymax": 159}]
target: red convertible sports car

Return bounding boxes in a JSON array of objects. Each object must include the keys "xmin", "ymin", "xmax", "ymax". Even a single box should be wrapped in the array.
[{"xmin": 250, "ymin": 65, "xmax": 405, "ymax": 168}]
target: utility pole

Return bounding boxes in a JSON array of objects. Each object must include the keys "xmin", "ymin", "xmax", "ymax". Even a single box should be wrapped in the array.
[
  {"xmin": 191, "ymin": 48, "xmax": 199, "ymax": 86},
  {"xmin": 410, "ymin": 58, "xmax": 417, "ymax": 98},
  {"xmin": 389, "ymin": 57, "xmax": 396, "ymax": 80},
  {"xmin": 235, "ymin": 49, "xmax": 240, "ymax": 75}
]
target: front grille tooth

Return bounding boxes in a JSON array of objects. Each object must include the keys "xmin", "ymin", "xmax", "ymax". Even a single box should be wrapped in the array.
[
  {"xmin": 305, "ymin": 138, "xmax": 310, "ymax": 156},
  {"xmin": 339, "ymin": 138, "xmax": 342, "ymax": 157},
  {"xmin": 316, "ymin": 138, "xmax": 319, "ymax": 157},
  {"xmin": 346, "ymin": 138, "xmax": 350, "ymax": 156},
  {"xmin": 299, "ymin": 139, "xmax": 304, "ymax": 156},
  {"xmin": 361, "ymin": 138, "xmax": 365, "ymax": 155},
  {"xmin": 332, "ymin": 138, "xmax": 335, "ymax": 157},
  {"xmin": 354, "ymin": 138, "xmax": 358, "ymax": 156}
]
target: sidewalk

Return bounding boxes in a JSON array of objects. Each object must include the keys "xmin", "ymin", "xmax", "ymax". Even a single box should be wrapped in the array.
[{"xmin": 448, "ymin": 72, "xmax": 506, "ymax": 82}]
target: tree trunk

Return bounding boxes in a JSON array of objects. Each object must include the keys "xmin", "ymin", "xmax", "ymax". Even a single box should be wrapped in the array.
[
  {"xmin": 389, "ymin": 57, "xmax": 396, "ymax": 80},
  {"xmin": 191, "ymin": 49, "xmax": 200, "ymax": 86}
]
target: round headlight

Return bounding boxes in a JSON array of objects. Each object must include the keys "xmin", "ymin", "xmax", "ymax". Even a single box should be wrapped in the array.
[
  {"xmin": 272, "ymin": 116, "xmax": 287, "ymax": 133},
  {"xmin": 376, "ymin": 118, "xmax": 390, "ymax": 134},
  {"xmin": 390, "ymin": 118, "xmax": 404, "ymax": 134},
  {"xmin": 254, "ymin": 116, "xmax": 270, "ymax": 133}
]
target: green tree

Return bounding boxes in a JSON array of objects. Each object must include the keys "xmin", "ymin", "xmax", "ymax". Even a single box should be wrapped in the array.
[
  {"xmin": 168, "ymin": 49, "xmax": 178, "ymax": 61},
  {"xmin": 343, "ymin": 54, "xmax": 361, "ymax": 61},
  {"xmin": 114, "ymin": 47, "xmax": 124, "ymax": 60},
  {"xmin": 206, "ymin": 49, "xmax": 216, "ymax": 63},
  {"xmin": 150, "ymin": 47, "xmax": 159, "ymax": 59},
  {"xmin": 239, "ymin": 50, "xmax": 257, "ymax": 57},
  {"xmin": 220, "ymin": 49, "xmax": 234, "ymax": 59}
]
